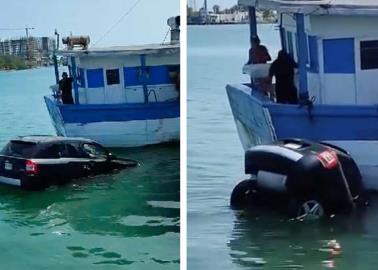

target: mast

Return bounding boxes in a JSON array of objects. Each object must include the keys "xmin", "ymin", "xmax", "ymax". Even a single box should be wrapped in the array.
[
  {"xmin": 248, "ymin": 6, "xmax": 258, "ymax": 89},
  {"xmin": 53, "ymin": 29, "xmax": 60, "ymax": 84}
]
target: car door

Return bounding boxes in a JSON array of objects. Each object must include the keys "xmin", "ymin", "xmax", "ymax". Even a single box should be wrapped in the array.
[{"xmin": 61, "ymin": 142, "xmax": 91, "ymax": 178}]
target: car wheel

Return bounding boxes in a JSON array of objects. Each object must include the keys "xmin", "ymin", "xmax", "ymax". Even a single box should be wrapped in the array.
[
  {"xmin": 230, "ymin": 179, "xmax": 257, "ymax": 210},
  {"xmin": 288, "ymin": 198, "xmax": 325, "ymax": 220}
]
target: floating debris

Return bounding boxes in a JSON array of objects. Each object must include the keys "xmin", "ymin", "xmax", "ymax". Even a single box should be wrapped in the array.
[
  {"xmin": 322, "ymin": 260, "xmax": 336, "ymax": 268},
  {"xmin": 326, "ymin": 240, "xmax": 341, "ymax": 251},
  {"xmin": 240, "ymin": 257, "xmax": 267, "ymax": 266},
  {"xmin": 319, "ymin": 240, "xmax": 342, "ymax": 256},
  {"xmin": 273, "ymin": 264, "xmax": 304, "ymax": 269}
]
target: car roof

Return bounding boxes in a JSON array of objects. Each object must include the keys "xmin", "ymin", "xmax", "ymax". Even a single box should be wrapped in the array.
[{"xmin": 11, "ymin": 135, "xmax": 97, "ymax": 145}]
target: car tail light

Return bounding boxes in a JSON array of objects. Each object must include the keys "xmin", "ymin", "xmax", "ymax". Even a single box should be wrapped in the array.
[
  {"xmin": 26, "ymin": 160, "xmax": 39, "ymax": 175},
  {"xmin": 316, "ymin": 150, "xmax": 338, "ymax": 169}
]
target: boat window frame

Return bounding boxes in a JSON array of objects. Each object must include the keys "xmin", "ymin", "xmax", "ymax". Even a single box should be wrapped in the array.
[
  {"xmin": 323, "ymin": 38, "xmax": 355, "ymax": 74},
  {"xmin": 86, "ymin": 68, "xmax": 105, "ymax": 88},
  {"xmin": 360, "ymin": 40, "xmax": 378, "ymax": 70},
  {"xmin": 77, "ymin": 67, "xmax": 86, "ymax": 87},
  {"xmin": 286, "ymin": 31, "xmax": 294, "ymax": 58},
  {"xmin": 106, "ymin": 68, "xmax": 120, "ymax": 86}
]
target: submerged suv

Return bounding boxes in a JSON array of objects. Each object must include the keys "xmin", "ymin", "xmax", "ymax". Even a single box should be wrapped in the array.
[{"xmin": 0, "ymin": 135, "xmax": 137, "ymax": 189}]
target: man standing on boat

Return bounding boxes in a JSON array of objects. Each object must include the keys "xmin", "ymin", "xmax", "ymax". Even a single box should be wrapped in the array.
[
  {"xmin": 247, "ymin": 36, "xmax": 271, "ymax": 65},
  {"xmin": 269, "ymin": 50, "xmax": 298, "ymax": 104},
  {"xmin": 247, "ymin": 36, "xmax": 272, "ymax": 96},
  {"xmin": 59, "ymin": 72, "xmax": 74, "ymax": 104}
]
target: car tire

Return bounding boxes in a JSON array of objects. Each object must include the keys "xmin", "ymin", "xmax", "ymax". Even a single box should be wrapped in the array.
[
  {"xmin": 230, "ymin": 179, "xmax": 257, "ymax": 210},
  {"xmin": 288, "ymin": 197, "xmax": 325, "ymax": 220}
]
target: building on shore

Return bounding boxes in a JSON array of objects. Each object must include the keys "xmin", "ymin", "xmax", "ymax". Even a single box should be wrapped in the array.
[
  {"xmin": 0, "ymin": 36, "xmax": 55, "ymax": 66},
  {"xmin": 187, "ymin": 2, "xmax": 277, "ymax": 25},
  {"xmin": 208, "ymin": 10, "xmax": 250, "ymax": 24}
]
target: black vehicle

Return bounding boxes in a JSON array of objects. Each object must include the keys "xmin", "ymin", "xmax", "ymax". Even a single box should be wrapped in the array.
[
  {"xmin": 230, "ymin": 139, "xmax": 369, "ymax": 220},
  {"xmin": 0, "ymin": 135, "xmax": 138, "ymax": 189}
]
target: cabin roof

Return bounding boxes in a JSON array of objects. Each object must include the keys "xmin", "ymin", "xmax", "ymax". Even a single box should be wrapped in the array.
[
  {"xmin": 58, "ymin": 43, "xmax": 179, "ymax": 57},
  {"xmin": 238, "ymin": 0, "xmax": 378, "ymax": 15}
]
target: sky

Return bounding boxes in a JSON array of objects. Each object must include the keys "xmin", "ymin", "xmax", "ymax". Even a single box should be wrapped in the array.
[
  {"xmin": 0, "ymin": 0, "xmax": 180, "ymax": 47},
  {"xmin": 187, "ymin": 0, "xmax": 238, "ymax": 11}
]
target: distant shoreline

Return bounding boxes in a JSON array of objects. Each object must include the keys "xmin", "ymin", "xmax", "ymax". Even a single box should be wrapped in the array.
[
  {"xmin": 0, "ymin": 54, "xmax": 55, "ymax": 71},
  {"xmin": 0, "ymin": 66, "xmax": 37, "ymax": 71},
  {"xmin": 187, "ymin": 21, "xmax": 277, "ymax": 26}
]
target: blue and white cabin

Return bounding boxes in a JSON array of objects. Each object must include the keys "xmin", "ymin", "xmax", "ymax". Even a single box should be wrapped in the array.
[
  {"xmin": 45, "ymin": 17, "xmax": 180, "ymax": 148},
  {"xmin": 226, "ymin": 1, "xmax": 378, "ymax": 190}
]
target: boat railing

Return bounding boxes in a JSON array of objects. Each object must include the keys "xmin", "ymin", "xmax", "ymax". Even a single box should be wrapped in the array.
[
  {"xmin": 243, "ymin": 63, "xmax": 271, "ymax": 79},
  {"xmin": 242, "ymin": 63, "xmax": 302, "ymax": 103},
  {"xmin": 49, "ymin": 84, "xmax": 60, "ymax": 101},
  {"xmin": 243, "ymin": 63, "xmax": 275, "ymax": 99}
]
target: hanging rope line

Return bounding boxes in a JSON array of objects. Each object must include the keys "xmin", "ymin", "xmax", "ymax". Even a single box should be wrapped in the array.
[
  {"xmin": 161, "ymin": 28, "xmax": 170, "ymax": 45},
  {"xmin": 92, "ymin": 0, "xmax": 143, "ymax": 47}
]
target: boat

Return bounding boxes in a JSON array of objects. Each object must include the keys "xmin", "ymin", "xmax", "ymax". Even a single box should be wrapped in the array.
[
  {"xmin": 45, "ymin": 16, "xmax": 180, "ymax": 147},
  {"xmin": 226, "ymin": 1, "xmax": 378, "ymax": 191}
]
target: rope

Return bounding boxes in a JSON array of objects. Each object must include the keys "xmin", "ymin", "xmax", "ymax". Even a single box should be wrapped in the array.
[
  {"xmin": 161, "ymin": 28, "xmax": 170, "ymax": 45},
  {"xmin": 92, "ymin": 0, "xmax": 143, "ymax": 47}
]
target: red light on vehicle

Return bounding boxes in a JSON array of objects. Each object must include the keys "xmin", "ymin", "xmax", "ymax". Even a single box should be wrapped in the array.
[
  {"xmin": 26, "ymin": 160, "xmax": 39, "ymax": 175},
  {"xmin": 316, "ymin": 150, "xmax": 338, "ymax": 169}
]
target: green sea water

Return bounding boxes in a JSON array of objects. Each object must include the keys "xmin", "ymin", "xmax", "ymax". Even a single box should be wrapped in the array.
[{"xmin": 0, "ymin": 68, "xmax": 179, "ymax": 269}]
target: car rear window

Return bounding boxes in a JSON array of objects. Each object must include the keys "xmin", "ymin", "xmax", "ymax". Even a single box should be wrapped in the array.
[
  {"xmin": 0, "ymin": 141, "xmax": 37, "ymax": 158},
  {"xmin": 34, "ymin": 144, "xmax": 61, "ymax": 159}
]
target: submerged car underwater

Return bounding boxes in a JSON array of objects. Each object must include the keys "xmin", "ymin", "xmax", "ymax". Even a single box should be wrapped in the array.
[
  {"xmin": 230, "ymin": 139, "xmax": 369, "ymax": 220},
  {"xmin": 0, "ymin": 135, "xmax": 138, "ymax": 189}
]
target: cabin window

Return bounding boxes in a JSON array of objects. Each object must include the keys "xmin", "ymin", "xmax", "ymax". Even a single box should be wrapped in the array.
[
  {"xmin": 286, "ymin": 31, "xmax": 294, "ymax": 58},
  {"xmin": 295, "ymin": 33, "xmax": 299, "ymax": 62},
  {"xmin": 123, "ymin": 67, "xmax": 140, "ymax": 87},
  {"xmin": 280, "ymin": 28, "xmax": 286, "ymax": 51},
  {"xmin": 77, "ymin": 68, "xmax": 85, "ymax": 87},
  {"xmin": 323, "ymin": 38, "xmax": 355, "ymax": 74},
  {"xmin": 305, "ymin": 35, "xmax": 310, "ymax": 65},
  {"xmin": 308, "ymin": 36, "xmax": 319, "ymax": 73},
  {"xmin": 86, "ymin": 68, "xmax": 104, "ymax": 88},
  {"xmin": 68, "ymin": 65, "xmax": 72, "ymax": 77},
  {"xmin": 360, "ymin": 40, "xmax": 378, "ymax": 70},
  {"xmin": 106, "ymin": 69, "xmax": 120, "ymax": 85},
  {"xmin": 168, "ymin": 65, "xmax": 180, "ymax": 85},
  {"xmin": 148, "ymin": 66, "xmax": 171, "ymax": 85}
]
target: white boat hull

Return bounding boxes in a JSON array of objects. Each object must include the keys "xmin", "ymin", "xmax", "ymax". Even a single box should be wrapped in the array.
[{"xmin": 60, "ymin": 118, "xmax": 179, "ymax": 148}]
